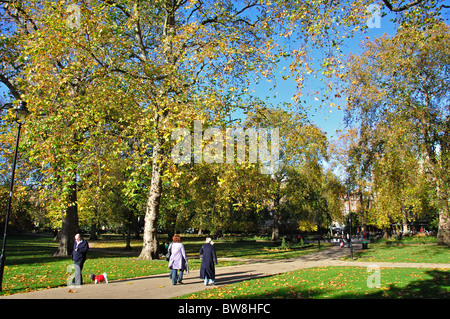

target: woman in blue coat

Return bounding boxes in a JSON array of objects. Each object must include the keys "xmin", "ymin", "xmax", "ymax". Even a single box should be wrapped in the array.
[{"xmin": 199, "ymin": 238, "xmax": 218, "ymax": 285}]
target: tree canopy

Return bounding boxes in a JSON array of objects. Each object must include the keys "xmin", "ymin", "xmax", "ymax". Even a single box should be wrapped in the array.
[
  {"xmin": 345, "ymin": 21, "xmax": 450, "ymax": 244},
  {"xmin": 1, "ymin": 0, "xmax": 449, "ymax": 257}
]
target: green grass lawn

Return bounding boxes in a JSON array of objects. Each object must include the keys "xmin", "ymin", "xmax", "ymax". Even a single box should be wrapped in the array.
[
  {"xmin": 0, "ymin": 235, "xmax": 168, "ymax": 295},
  {"xmin": 1, "ymin": 234, "xmax": 448, "ymax": 298},
  {"xmin": 178, "ymin": 237, "xmax": 449, "ymax": 299},
  {"xmin": 179, "ymin": 266, "xmax": 450, "ymax": 299},
  {"xmin": 347, "ymin": 242, "xmax": 450, "ymax": 263},
  {"xmin": 0, "ymin": 234, "xmax": 315, "ymax": 295}
]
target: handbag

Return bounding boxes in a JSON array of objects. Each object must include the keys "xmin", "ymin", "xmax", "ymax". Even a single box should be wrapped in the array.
[{"xmin": 165, "ymin": 242, "xmax": 173, "ymax": 261}]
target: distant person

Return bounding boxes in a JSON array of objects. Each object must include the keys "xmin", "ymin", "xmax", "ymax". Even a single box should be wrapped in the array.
[
  {"xmin": 199, "ymin": 238, "xmax": 218, "ymax": 285},
  {"xmin": 168, "ymin": 235, "xmax": 188, "ymax": 285},
  {"xmin": 72, "ymin": 233, "xmax": 89, "ymax": 285},
  {"xmin": 166, "ymin": 241, "xmax": 173, "ymax": 261},
  {"xmin": 340, "ymin": 234, "xmax": 345, "ymax": 248},
  {"xmin": 163, "ymin": 242, "xmax": 169, "ymax": 256}
]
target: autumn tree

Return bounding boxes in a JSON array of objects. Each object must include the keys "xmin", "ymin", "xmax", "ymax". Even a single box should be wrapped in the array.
[
  {"xmin": 162, "ymin": 119, "xmax": 271, "ymax": 237},
  {"xmin": 0, "ymin": 1, "xmax": 143, "ymax": 255},
  {"xmin": 345, "ymin": 21, "xmax": 450, "ymax": 245},
  {"xmin": 282, "ymin": 0, "xmax": 450, "ymax": 107},
  {"xmin": 79, "ymin": 0, "xmax": 282, "ymax": 259},
  {"xmin": 245, "ymin": 107, "xmax": 328, "ymax": 240},
  {"xmin": 367, "ymin": 116, "xmax": 435, "ymax": 234},
  {"xmin": 2, "ymin": 0, "xmax": 448, "ymax": 257},
  {"xmin": 0, "ymin": 1, "xmax": 86, "ymax": 253},
  {"xmin": 337, "ymin": 128, "xmax": 375, "ymax": 234}
]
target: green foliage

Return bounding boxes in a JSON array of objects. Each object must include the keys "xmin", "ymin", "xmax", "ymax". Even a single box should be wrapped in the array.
[
  {"xmin": 345, "ymin": 21, "xmax": 450, "ymax": 241},
  {"xmin": 1, "ymin": 0, "xmax": 449, "ymax": 252}
]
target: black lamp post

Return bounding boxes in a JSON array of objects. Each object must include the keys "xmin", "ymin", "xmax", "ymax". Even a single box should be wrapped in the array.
[{"xmin": 0, "ymin": 101, "xmax": 30, "ymax": 292}]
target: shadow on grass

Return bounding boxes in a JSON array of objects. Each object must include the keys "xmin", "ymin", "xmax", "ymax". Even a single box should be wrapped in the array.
[
  {"xmin": 352, "ymin": 269, "xmax": 449, "ymax": 299},
  {"xmin": 3, "ymin": 235, "xmax": 149, "ymax": 266},
  {"xmin": 237, "ymin": 269, "xmax": 449, "ymax": 299}
]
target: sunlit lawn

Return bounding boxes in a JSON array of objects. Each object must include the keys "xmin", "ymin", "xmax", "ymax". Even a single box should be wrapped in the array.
[
  {"xmin": 179, "ymin": 266, "xmax": 450, "ymax": 299},
  {"xmin": 346, "ymin": 241, "xmax": 450, "ymax": 264},
  {"xmin": 0, "ymin": 235, "xmax": 239, "ymax": 295},
  {"xmin": 1, "ymin": 234, "xmax": 448, "ymax": 298},
  {"xmin": 0, "ymin": 234, "xmax": 316, "ymax": 296},
  {"xmin": 0, "ymin": 235, "xmax": 172, "ymax": 295},
  {"xmin": 181, "ymin": 238, "xmax": 450, "ymax": 299},
  {"xmin": 179, "ymin": 237, "xmax": 449, "ymax": 299}
]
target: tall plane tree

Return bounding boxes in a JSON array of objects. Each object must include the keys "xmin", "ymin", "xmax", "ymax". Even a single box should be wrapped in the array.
[
  {"xmin": 90, "ymin": 0, "xmax": 280, "ymax": 259},
  {"xmin": 345, "ymin": 22, "xmax": 450, "ymax": 245}
]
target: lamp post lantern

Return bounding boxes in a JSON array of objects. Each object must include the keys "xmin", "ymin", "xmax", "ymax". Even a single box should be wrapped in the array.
[{"xmin": 0, "ymin": 101, "xmax": 29, "ymax": 292}]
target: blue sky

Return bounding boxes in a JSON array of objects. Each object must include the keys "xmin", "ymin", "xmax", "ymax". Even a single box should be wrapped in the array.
[{"xmin": 247, "ymin": 16, "xmax": 397, "ymax": 142}]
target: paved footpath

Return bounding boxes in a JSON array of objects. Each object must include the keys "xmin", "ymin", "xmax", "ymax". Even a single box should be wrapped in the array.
[{"xmin": 1, "ymin": 243, "xmax": 448, "ymax": 299}]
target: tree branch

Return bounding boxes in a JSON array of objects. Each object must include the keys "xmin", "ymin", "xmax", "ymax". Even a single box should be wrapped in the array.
[
  {"xmin": 0, "ymin": 73, "xmax": 21, "ymax": 99},
  {"xmin": 133, "ymin": 1, "xmax": 148, "ymax": 63},
  {"xmin": 382, "ymin": 0, "xmax": 424, "ymax": 12},
  {"xmin": 101, "ymin": 0, "xmax": 131, "ymax": 18}
]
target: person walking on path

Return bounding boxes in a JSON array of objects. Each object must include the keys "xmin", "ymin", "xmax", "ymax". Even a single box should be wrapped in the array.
[
  {"xmin": 168, "ymin": 235, "xmax": 188, "ymax": 285},
  {"xmin": 199, "ymin": 238, "xmax": 218, "ymax": 286},
  {"xmin": 72, "ymin": 233, "xmax": 89, "ymax": 286}
]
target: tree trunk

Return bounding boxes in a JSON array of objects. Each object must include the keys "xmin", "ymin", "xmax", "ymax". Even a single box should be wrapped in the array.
[
  {"xmin": 138, "ymin": 138, "xmax": 163, "ymax": 260},
  {"xmin": 53, "ymin": 126, "xmax": 81, "ymax": 256},
  {"xmin": 437, "ymin": 134, "xmax": 450, "ymax": 245},
  {"xmin": 271, "ymin": 196, "xmax": 280, "ymax": 241},
  {"xmin": 197, "ymin": 215, "xmax": 203, "ymax": 236},
  {"xmin": 90, "ymin": 222, "xmax": 98, "ymax": 240},
  {"xmin": 359, "ymin": 190, "xmax": 369, "ymax": 233},
  {"xmin": 401, "ymin": 202, "xmax": 409, "ymax": 235},
  {"xmin": 437, "ymin": 210, "xmax": 450, "ymax": 246},
  {"xmin": 125, "ymin": 221, "xmax": 132, "ymax": 250},
  {"xmin": 437, "ymin": 183, "xmax": 450, "ymax": 245},
  {"xmin": 53, "ymin": 182, "xmax": 79, "ymax": 256},
  {"xmin": 418, "ymin": 94, "xmax": 449, "ymax": 245}
]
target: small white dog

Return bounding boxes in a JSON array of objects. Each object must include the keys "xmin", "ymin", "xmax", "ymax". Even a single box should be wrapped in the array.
[{"xmin": 90, "ymin": 272, "xmax": 109, "ymax": 284}]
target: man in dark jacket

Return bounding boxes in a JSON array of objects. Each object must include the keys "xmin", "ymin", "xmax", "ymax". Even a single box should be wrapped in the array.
[{"xmin": 72, "ymin": 233, "xmax": 89, "ymax": 286}]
